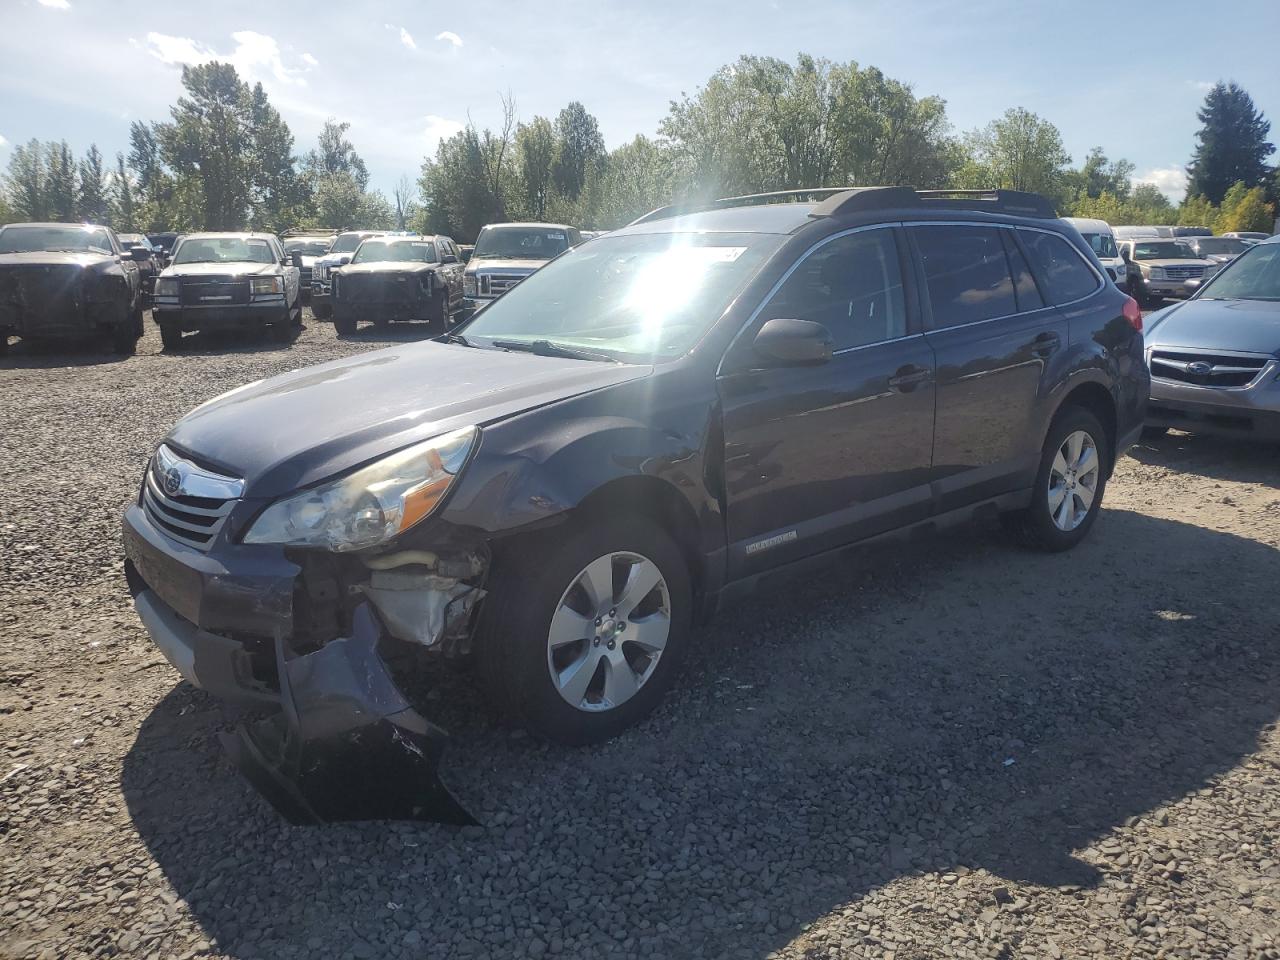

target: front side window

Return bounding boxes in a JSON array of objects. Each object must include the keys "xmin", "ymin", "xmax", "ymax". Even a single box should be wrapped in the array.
[
  {"xmin": 912, "ymin": 225, "xmax": 1017, "ymax": 327},
  {"xmin": 330, "ymin": 233, "xmax": 370, "ymax": 254},
  {"xmin": 173, "ymin": 237, "xmax": 276, "ymax": 264},
  {"xmin": 1019, "ymin": 230, "xmax": 1100, "ymax": 305},
  {"xmin": 0, "ymin": 224, "xmax": 114, "ymax": 255},
  {"xmin": 284, "ymin": 239, "xmax": 331, "ymax": 256},
  {"xmin": 759, "ymin": 229, "xmax": 907, "ymax": 350},
  {"xmin": 462, "ymin": 231, "xmax": 781, "ymax": 361},
  {"xmin": 472, "ymin": 227, "xmax": 569, "ymax": 261},
  {"xmin": 1192, "ymin": 238, "xmax": 1250, "ymax": 257}
]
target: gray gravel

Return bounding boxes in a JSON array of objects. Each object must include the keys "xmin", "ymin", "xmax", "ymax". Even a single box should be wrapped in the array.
[{"xmin": 2, "ymin": 313, "xmax": 1279, "ymax": 960}]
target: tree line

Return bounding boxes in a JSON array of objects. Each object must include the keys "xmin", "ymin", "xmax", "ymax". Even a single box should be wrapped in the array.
[{"xmin": 2, "ymin": 55, "xmax": 1277, "ymax": 242}]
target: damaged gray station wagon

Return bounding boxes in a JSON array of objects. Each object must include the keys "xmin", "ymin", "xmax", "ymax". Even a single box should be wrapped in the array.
[{"xmin": 123, "ymin": 187, "xmax": 1148, "ymax": 822}]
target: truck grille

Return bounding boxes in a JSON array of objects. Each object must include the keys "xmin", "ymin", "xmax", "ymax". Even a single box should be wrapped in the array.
[
  {"xmin": 1149, "ymin": 349, "xmax": 1271, "ymax": 388},
  {"xmin": 1160, "ymin": 265, "xmax": 1205, "ymax": 280},
  {"xmin": 0, "ymin": 265, "xmax": 81, "ymax": 307},
  {"xmin": 180, "ymin": 277, "xmax": 250, "ymax": 306},
  {"xmin": 141, "ymin": 447, "xmax": 241, "ymax": 551},
  {"xmin": 336, "ymin": 273, "xmax": 422, "ymax": 303},
  {"xmin": 479, "ymin": 273, "xmax": 528, "ymax": 297}
]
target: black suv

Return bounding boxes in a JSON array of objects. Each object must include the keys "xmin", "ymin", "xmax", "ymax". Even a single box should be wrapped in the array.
[{"xmin": 122, "ymin": 187, "xmax": 1147, "ymax": 822}]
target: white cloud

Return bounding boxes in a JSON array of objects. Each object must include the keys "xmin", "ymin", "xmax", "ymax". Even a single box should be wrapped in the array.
[
  {"xmin": 435, "ymin": 31, "xmax": 463, "ymax": 48},
  {"xmin": 1132, "ymin": 166, "xmax": 1189, "ymax": 203},
  {"xmin": 399, "ymin": 28, "xmax": 416, "ymax": 51},
  {"xmin": 0, "ymin": 134, "xmax": 8, "ymax": 149},
  {"xmin": 1188, "ymin": 80, "xmax": 1215, "ymax": 92},
  {"xmin": 302, "ymin": 52, "xmax": 319, "ymax": 67},
  {"xmin": 423, "ymin": 115, "xmax": 464, "ymax": 152},
  {"xmin": 37, "ymin": 0, "xmax": 70, "ymax": 8},
  {"xmin": 142, "ymin": 30, "xmax": 309, "ymax": 87}
]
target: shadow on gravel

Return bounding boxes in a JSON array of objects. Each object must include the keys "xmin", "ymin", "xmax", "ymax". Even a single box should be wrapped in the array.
[
  {"xmin": 335, "ymin": 322, "xmax": 444, "ymax": 343},
  {"xmin": 122, "ymin": 511, "xmax": 1280, "ymax": 959},
  {"xmin": 165, "ymin": 325, "xmax": 304, "ymax": 356},
  {"xmin": 0, "ymin": 336, "xmax": 133, "ymax": 368},
  {"xmin": 1128, "ymin": 430, "xmax": 1280, "ymax": 488}
]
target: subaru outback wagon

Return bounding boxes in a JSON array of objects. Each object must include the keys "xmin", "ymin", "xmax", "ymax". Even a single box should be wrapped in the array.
[{"xmin": 123, "ymin": 187, "xmax": 1147, "ymax": 821}]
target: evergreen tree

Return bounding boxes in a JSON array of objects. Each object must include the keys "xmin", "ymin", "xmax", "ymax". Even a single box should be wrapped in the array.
[
  {"xmin": 1186, "ymin": 82, "xmax": 1274, "ymax": 204},
  {"xmin": 552, "ymin": 102, "xmax": 605, "ymax": 201},
  {"xmin": 5, "ymin": 139, "xmax": 49, "ymax": 221},
  {"xmin": 77, "ymin": 144, "xmax": 110, "ymax": 224},
  {"xmin": 45, "ymin": 141, "xmax": 78, "ymax": 222},
  {"xmin": 112, "ymin": 152, "xmax": 137, "ymax": 232}
]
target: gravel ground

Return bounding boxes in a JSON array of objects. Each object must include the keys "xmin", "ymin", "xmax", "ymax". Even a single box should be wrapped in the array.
[{"xmin": 1, "ymin": 313, "xmax": 1278, "ymax": 960}]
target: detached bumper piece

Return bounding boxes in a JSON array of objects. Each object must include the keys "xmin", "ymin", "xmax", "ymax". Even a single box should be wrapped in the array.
[{"xmin": 223, "ymin": 604, "xmax": 476, "ymax": 825}]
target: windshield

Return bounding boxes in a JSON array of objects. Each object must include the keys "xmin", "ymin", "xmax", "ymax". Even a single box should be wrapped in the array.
[
  {"xmin": 330, "ymin": 233, "xmax": 371, "ymax": 254},
  {"xmin": 473, "ymin": 226, "xmax": 569, "ymax": 261},
  {"xmin": 461, "ymin": 232, "xmax": 780, "ymax": 361},
  {"xmin": 1193, "ymin": 238, "xmax": 1249, "ymax": 256},
  {"xmin": 1132, "ymin": 241, "xmax": 1196, "ymax": 260},
  {"xmin": 284, "ymin": 239, "xmax": 331, "ymax": 256},
  {"xmin": 1082, "ymin": 232, "xmax": 1118, "ymax": 259},
  {"xmin": 117, "ymin": 234, "xmax": 150, "ymax": 249},
  {"xmin": 0, "ymin": 224, "xmax": 114, "ymax": 255},
  {"xmin": 173, "ymin": 237, "xmax": 276, "ymax": 264},
  {"xmin": 1198, "ymin": 242, "xmax": 1280, "ymax": 301},
  {"xmin": 352, "ymin": 240, "xmax": 438, "ymax": 264}
]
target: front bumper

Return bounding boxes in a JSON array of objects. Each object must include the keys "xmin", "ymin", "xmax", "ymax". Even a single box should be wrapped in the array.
[
  {"xmin": 122, "ymin": 501, "xmax": 475, "ymax": 824},
  {"xmin": 0, "ymin": 300, "xmax": 123, "ymax": 339},
  {"xmin": 1139, "ymin": 277, "xmax": 1203, "ymax": 299},
  {"xmin": 333, "ymin": 300, "xmax": 433, "ymax": 324},
  {"xmin": 153, "ymin": 300, "xmax": 287, "ymax": 332},
  {"xmin": 1148, "ymin": 367, "xmax": 1280, "ymax": 441}
]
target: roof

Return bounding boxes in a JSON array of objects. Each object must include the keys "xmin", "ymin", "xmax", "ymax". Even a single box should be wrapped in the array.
[
  {"xmin": 2, "ymin": 221, "xmax": 110, "ymax": 230},
  {"xmin": 177, "ymin": 232, "xmax": 278, "ymax": 241},
  {"xmin": 1061, "ymin": 217, "xmax": 1114, "ymax": 231},
  {"xmin": 617, "ymin": 203, "xmax": 817, "ymax": 237},
  {"xmin": 482, "ymin": 222, "xmax": 576, "ymax": 231},
  {"xmin": 360, "ymin": 235, "xmax": 433, "ymax": 244}
]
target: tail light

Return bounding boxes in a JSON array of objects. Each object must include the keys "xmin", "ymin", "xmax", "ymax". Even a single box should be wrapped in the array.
[{"xmin": 1122, "ymin": 295, "xmax": 1142, "ymax": 333}]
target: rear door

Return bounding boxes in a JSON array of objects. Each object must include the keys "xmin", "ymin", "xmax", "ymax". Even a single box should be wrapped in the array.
[
  {"xmin": 718, "ymin": 225, "xmax": 937, "ymax": 577},
  {"xmin": 438, "ymin": 238, "xmax": 465, "ymax": 310},
  {"xmin": 909, "ymin": 222, "xmax": 1067, "ymax": 511}
]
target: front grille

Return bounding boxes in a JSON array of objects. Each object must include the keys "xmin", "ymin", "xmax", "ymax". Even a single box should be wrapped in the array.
[
  {"xmin": 336, "ymin": 273, "xmax": 420, "ymax": 303},
  {"xmin": 0, "ymin": 265, "xmax": 81, "ymax": 307},
  {"xmin": 1160, "ymin": 265, "xmax": 1205, "ymax": 280},
  {"xmin": 141, "ymin": 449, "xmax": 241, "ymax": 551},
  {"xmin": 479, "ymin": 273, "xmax": 529, "ymax": 297},
  {"xmin": 180, "ymin": 277, "xmax": 250, "ymax": 306},
  {"xmin": 1149, "ymin": 349, "xmax": 1271, "ymax": 388}
]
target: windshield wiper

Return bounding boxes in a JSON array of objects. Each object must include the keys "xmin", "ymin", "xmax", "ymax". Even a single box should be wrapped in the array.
[
  {"xmin": 441, "ymin": 332, "xmax": 476, "ymax": 347},
  {"xmin": 490, "ymin": 339, "xmax": 620, "ymax": 363}
]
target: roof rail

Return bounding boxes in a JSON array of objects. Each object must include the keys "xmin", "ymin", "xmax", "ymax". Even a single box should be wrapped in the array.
[
  {"xmin": 629, "ymin": 186, "xmax": 1057, "ymax": 227},
  {"xmin": 281, "ymin": 226, "xmax": 343, "ymax": 237}
]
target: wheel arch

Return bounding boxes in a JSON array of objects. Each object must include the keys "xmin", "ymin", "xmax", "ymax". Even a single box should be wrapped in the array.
[{"xmin": 1052, "ymin": 379, "xmax": 1118, "ymax": 474}]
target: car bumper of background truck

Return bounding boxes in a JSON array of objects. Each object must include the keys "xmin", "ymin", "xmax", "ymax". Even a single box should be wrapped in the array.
[{"xmin": 121, "ymin": 501, "xmax": 476, "ymax": 825}]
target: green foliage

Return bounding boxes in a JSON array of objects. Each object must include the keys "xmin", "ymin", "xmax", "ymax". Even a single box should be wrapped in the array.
[
  {"xmin": 77, "ymin": 144, "xmax": 110, "ymax": 224},
  {"xmin": 1177, "ymin": 194, "xmax": 1216, "ymax": 229},
  {"xmin": 46, "ymin": 141, "xmax": 78, "ymax": 222},
  {"xmin": 1215, "ymin": 182, "xmax": 1275, "ymax": 234},
  {"xmin": 305, "ymin": 120, "xmax": 370, "ymax": 190},
  {"xmin": 517, "ymin": 117, "xmax": 557, "ymax": 221},
  {"xmin": 112, "ymin": 153, "xmax": 138, "ymax": 232},
  {"xmin": 5, "ymin": 139, "xmax": 49, "ymax": 221},
  {"xmin": 552, "ymin": 101, "xmax": 605, "ymax": 201},
  {"xmin": 956, "ymin": 108, "xmax": 1072, "ymax": 203},
  {"xmin": 1186, "ymin": 82, "xmax": 1274, "ymax": 204},
  {"xmin": 1065, "ymin": 147, "xmax": 1133, "ymax": 202}
]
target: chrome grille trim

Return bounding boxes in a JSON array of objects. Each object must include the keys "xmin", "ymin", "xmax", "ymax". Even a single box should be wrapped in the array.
[
  {"xmin": 142, "ymin": 446, "xmax": 243, "ymax": 550},
  {"xmin": 1148, "ymin": 349, "xmax": 1274, "ymax": 389}
]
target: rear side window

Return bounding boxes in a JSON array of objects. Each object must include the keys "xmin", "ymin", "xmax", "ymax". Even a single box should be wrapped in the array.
[
  {"xmin": 760, "ymin": 229, "xmax": 907, "ymax": 350},
  {"xmin": 912, "ymin": 225, "xmax": 1017, "ymax": 327},
  {"xmin": 1003, "ymin": 233, "xmax": 1044, "ymax": 312},
  {"xmin": 1019, "ymin": 230, "xmax": 1100, "ymax": 305}
]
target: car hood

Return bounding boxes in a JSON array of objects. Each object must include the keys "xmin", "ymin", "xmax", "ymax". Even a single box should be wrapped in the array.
[
  {"xmin": 1146, "ymin": 298, "xmax": 1280, "ymax": 356},
  {"xmin": 161, "ymin": 261, "xmax": 279, "ymax": 278},
  {"xmin": 316, "ymin": 253, "xmax": 353, "ymax": 268},
  {"xmin": 167, "ymin": 342, "xmax": 653, "ymax": 497},
  {"xmin": 465, "ymin": 258, "xmax": 549, "ymax": 275},
  {"xmin": 337, "ymin": 261, "xmax": 434, "ymax": 275},
  {"xmin": 1138, "ymin": 258, "xmax": 1217, "ymax": 269},
  {"xmin": 299, "ymin": 255, "xmax": 319, "ymax": 268},
  {"xmin": 0, "ymin": 251, "xmax": 113, "ymax": 269}
]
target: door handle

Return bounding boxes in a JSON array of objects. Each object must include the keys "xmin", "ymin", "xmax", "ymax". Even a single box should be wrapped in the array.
[
  {"xmin": 888, "ymin": 364, "xmax": 932, "ymax": 390},
  {"xmin": 1032, "ymin": 332, "xmax": 1061, "ymax": 357}
]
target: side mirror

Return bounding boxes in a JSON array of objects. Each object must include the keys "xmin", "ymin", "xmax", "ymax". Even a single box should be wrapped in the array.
[
  {"xmin": 127, "ymin": 245, "xmax": 150, "ymax": 261},
  {"xmin": 291, "ymin": 251, "xmax": 304, "ymax": 269},
  {"xmin": 752, "ymin": 318, "xmax": 833, "ymax": 366}
]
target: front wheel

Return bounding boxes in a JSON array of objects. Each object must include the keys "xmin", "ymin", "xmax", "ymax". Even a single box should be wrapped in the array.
[
  {"xmin": 313, "ymin": 303, "xmax": 332, "ymax": 320},
  {"xmin": 159, "ymin": 321, "xmax": 183, "ymax": 351},
  {"xmin": 333, "ymin": 313, "xmax": 356, "ymax": 336},
  {"xmin": 477, "ymin": 517, "xmax": 692, "ymax": 745},
  {"xmin": 1003, "ymin": 407, "xmax": 1109, "ymax": 552},
  {"xmin": 110, "ymin": 322, "xmax": 139, "ymax": 355}
]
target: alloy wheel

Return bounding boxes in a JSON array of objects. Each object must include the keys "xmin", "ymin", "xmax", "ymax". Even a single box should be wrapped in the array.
[
  {"xmin": 1048, "ymin": 429, "xmax": 1100, "ymax": 531},
  {"xmin": 546, "ymin": 551, "xmax": 671, "ymax": 712}
]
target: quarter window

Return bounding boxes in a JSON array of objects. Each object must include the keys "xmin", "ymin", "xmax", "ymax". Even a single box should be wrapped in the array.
[
  {"xmin": 912, "ymin": 225, "xmax": 1017, "ymax": 328},
  {"xmin": 760, "ymin": 229, "xmax": 907, "ymax": 350},
  {"xmin": 1019, "ymin": 230, "xmax": 1101, "ymax": 304}
]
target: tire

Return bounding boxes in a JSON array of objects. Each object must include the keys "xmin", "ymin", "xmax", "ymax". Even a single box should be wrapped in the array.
[
  {"xmin": 1002, "ymin": 407, "xmax": 1110, "ymax": 552},
  {"xmin": 0, "ymin": 335, "xmax": 8, "ymax": 357},
  {"xmin": 132, "ymin": 300, "xmax": 145, "ymax": 337},
  {"xmin": 334, "ymin": 312, "xmax": 357, "ymax": 336},
  {"xmin": 1141, "ymin": 425, "xmax": 1168, "ymax": 441},
  {"xmin": 313, "ymin": 303, "xmax": 332, "ymax": 320},
  {"xmin": 110, "ymin": 322, "xmax": 138, "ymax": 355},
  {"xmin": 159, "ymin": 321, "xmax": 183, "ymax": 351},
  {"xmin": 270, "ymin": 314, "xmax": 292, "ymax": 343},
  {"xmin": 476, "ymin": 516, "xmax": 692, "ymax": 745}
]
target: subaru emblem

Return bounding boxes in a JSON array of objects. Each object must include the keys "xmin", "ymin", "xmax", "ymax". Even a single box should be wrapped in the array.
[
  {"xmin": 162, "ymin": 465, "xmax": 183, "ymax": 496},
  {"xmin": 1187, "ymin": 361, "xmax": 1213, "ymax": 376}
]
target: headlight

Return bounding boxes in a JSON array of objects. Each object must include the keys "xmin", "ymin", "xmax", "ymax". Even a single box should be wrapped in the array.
[
  {"xmin": 243, "ymin": 426, "xmax": 478, "ymax": 552},
  {"xmin": 154, "ymin": 278, "xmax": 178, "ymax": 297},
  {"xmin": 463, "ymin": 276, "xmax": 477, "ymax": 296},
  {"xmin": 1146, "ymin": 266, "xmax": 1164, "ymax": 280},
  {"xmin": 251, "ymin": 276, "xmax": 282, "ymax": 296}
]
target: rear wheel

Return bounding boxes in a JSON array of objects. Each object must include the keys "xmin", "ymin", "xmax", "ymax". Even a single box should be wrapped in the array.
[
  {"xmin": 159, "ymin": 321, "xmax": 183, "ymax": 351},
  {"xmin": 1003, "ymin": 407, "xmax": 1109, "ymax": 552},
  {"xmin": 334, "ymin": 313, "xmax": 357, "ymax": 336},
  {"xmin": 110, "ymin": 321, "xmax": 139, "ymax": 355},
  {"xmin": 313, "ymin": 303, "xmax": 332, "ymax": 320},
  {"xmin": 477, "ymin": 516, "xmax": 692, "ymax": 745}
]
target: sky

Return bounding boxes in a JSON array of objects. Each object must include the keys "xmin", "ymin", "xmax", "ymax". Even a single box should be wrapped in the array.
[{"xmin": 2, "ymin": 0, "xmax": 1278, "ymax": 204}]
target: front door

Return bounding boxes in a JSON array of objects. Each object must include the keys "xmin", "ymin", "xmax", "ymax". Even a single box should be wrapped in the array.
[{"xmin": 718, "ymin": 226, "xmax": 936, "ymax": 579}]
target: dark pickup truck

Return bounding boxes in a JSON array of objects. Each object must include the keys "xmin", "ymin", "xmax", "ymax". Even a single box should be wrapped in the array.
[
  {"xmin": 151, "ymin": 232, "xmax": 303, "ymax": 349},
  {"xmin": 0, "ymin": 221, "xmax": 144, "ymax": 354},
  {"xmin": 331, "ymin": 235, "xmax": 466, "ymax": 335}
]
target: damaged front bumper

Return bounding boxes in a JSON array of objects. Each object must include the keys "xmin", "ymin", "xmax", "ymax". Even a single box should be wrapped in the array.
[{"xmin": 122, "ymin": 501, "xmax": 482, "ymax": 824}]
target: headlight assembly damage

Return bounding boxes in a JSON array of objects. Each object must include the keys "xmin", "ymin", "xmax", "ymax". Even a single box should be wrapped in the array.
[{"xmin": 128, "ymin": 429, "xmax": 488, "ymax": 825}]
